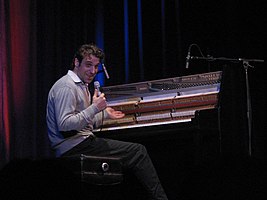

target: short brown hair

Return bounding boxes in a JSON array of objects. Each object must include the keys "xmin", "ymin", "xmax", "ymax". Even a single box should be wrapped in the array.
[{"xmin": 71, "ymin": 44, "xmax": 105, "ymax": 69}]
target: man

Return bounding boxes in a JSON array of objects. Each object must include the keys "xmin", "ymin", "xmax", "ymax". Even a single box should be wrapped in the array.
[{"xmin": 46, "ymin": 44, "xmax": 168, "ymax": 200}]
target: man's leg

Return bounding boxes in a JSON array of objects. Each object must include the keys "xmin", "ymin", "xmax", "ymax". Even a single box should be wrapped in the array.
[{"xmin": 63, "ymin": 136, "xmax": 168, "ymax": 200}]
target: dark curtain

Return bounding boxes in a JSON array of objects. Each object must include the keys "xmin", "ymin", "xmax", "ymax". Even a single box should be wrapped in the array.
[
  {"xmin": 1, "ymin": 0, "xmax": 266, "ymax": 169},
  {"xmin": 0, "ymin": 0, "xmax": 44, "ymax": 169}
]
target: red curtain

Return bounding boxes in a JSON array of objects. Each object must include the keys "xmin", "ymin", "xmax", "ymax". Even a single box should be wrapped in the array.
[
  {"xmin": 0, "ymin": 0, "xmax": 36, "ymax": 169},
  {"xmin": 0, "ymin": 0, "xmax": 11, "ymax": 169}
]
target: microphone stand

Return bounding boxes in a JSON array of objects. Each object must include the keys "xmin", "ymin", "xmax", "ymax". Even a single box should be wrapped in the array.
[{"xmin": 190, "ymin": 55, "xmax": 264, "ymax": 157}]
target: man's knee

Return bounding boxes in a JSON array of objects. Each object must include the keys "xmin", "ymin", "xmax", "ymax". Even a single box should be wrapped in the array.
[
  {"xmin": 138, "ymin": 143, "xmax": 147, "ymax": 154},
  {"xmin": 133, "ymin": 143, "xmax": 148, "ymax": 158}
]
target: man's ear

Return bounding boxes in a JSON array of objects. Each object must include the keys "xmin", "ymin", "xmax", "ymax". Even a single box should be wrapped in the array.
[{"xmin": 74, "ymin": 58, "xmax": 79, "ymax": 67}]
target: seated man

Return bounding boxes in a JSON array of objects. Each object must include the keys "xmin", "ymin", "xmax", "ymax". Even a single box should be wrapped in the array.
[{"xmin": 46, "ymin": 43, "xmax": 168, "ymax": 200}]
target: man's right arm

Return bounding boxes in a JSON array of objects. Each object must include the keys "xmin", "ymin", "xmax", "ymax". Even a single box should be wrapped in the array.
[{"xmin": 54, "ymin": 87, "xmax": 100, "ymax": 131}]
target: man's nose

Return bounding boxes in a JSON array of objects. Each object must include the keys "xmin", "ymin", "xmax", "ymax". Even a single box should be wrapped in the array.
[{"xmin": 90, "ymin": 67, "xmax": 97, "ymax": 74}]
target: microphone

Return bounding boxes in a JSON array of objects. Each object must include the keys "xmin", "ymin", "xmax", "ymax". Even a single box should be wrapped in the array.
[
  {"xmin": 94, "ymin": 81, "xmax": 101, "ymax": 97},
  {"xmin": 102, "ymin": 63, "xmax": 110, "ymax": 79},
  {"xmin": 185, "ymin": 48, "xmax": 191, "ymax": 69}
]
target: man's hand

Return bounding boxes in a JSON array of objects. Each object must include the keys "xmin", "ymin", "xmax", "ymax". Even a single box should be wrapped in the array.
[
  {"xmin": 105, "ymin": 107, "xmax": 125, "ymax": 119},
  {"xmin": 92, "ymin": 89, "xmax": 107, "ymax": 111}
]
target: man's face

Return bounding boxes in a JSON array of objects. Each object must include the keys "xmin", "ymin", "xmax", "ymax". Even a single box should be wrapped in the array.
[{"xmin": 76, "ymin": 54, "xmax": 100, "ymax": 83}]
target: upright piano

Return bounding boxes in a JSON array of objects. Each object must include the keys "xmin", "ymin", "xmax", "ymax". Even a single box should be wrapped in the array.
[{"xmin": 92, "ymin": 69, "xmax": 248, "ymax": 197}]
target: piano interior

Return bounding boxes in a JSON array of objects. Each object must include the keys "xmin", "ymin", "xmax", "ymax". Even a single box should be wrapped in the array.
[{"xmin": 94, "ymin": 71, "xmax": 222, "ymax": 132}]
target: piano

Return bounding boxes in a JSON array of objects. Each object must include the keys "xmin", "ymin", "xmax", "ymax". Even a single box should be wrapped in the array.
[
  {"xmin": 92, "ymin": 68, "xmax": 249, "ymax": 191},
  {"xmin": 94, "ymin": 71, "xmax": 223, "ymax": 142}
]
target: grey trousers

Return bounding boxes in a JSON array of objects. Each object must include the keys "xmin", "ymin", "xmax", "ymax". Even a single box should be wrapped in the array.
[{"xmin": 63, "ymin": 136, "xmax": 168, "ymax": 200}]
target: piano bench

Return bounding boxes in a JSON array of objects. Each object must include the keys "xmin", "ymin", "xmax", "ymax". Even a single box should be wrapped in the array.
[{"xmin": 59, "ymin": 154, "xmax": 124, "ymax": 186}]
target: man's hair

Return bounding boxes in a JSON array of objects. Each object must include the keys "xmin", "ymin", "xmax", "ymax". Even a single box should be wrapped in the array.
[{"xmin": 71, "ymin": 44, "xmax": 105, "ymax": 69}]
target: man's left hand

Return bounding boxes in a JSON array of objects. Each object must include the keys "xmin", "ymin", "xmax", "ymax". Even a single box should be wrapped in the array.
[{"xmin": 105, "ymin": 107, "xmax": 125, "ymax": 119}]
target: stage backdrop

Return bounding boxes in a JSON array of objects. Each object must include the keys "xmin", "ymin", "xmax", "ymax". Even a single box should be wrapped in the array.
[{"xmin": 1, "ymin": 0, "xmax": 266, "ymax": 169}]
